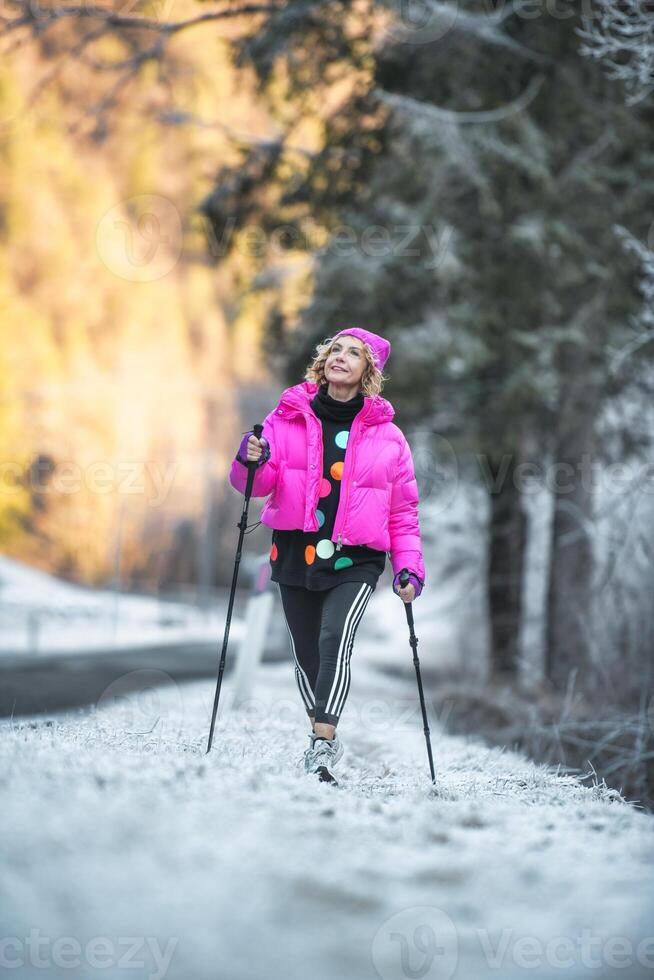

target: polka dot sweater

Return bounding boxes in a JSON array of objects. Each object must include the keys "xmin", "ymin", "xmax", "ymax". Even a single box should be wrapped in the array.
[{"xmin": 269, "ymin": 386, "xmax": 387, "ymax": 591}]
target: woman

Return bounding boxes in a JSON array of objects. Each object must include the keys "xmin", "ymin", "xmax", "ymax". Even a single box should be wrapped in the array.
[{"xmin": 229, "ymin": 327, "xmax": 425, "ymax": 784}]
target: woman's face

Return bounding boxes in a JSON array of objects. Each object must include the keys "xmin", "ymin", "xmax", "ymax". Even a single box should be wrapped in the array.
[{"xmin": 324, "ymin": 336, "xmax": 367, "ymax": 389}]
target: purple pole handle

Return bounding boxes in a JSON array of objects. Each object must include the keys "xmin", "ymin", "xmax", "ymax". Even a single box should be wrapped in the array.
[{"xmin": 244, "ymin": 423, "xmax": 264, "ymax": 496}]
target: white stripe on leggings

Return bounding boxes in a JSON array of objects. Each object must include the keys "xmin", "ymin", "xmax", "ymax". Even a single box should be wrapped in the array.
[
  {"xmin": 278, "ymin": 586, "xmax": 315, "ymax": 712},
  {"xmin": 325, "ymin": 583, "xmax": 372, "ymax": 719},
  {"xmin": 331, "ymin": 584, "xmax": 372, "ymax": 718}
]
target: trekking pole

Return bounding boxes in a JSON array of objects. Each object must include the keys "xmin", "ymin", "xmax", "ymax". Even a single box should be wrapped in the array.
[
  {"xmin": 398, "ymin": 568, "xmax": 436, "ymax": 784},
  {"xmin": 206, "ymin": 423, "xmax": 263, "ymax": 754}
]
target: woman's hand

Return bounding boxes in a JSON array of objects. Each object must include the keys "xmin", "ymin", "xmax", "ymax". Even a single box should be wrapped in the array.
[
  {"xmin": 393, "ymin": 569, "xmax": 422, "ymax": 602},
  {"xmin": 396, "ymin": 582, "xmax": 416, "ymax": 604},
  {"xmin": 246, "ymin": 434, "xmax": 265, "ymax": 462}
]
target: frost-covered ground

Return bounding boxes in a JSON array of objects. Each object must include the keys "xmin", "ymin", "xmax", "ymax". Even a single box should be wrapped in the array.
[
  {"xmin": 2, "ymin": 652, "xmax": 653, "ymax": 980},
  {"xmin": 2, "ymin": 483, "xmax": 654, "ymax": 979}
]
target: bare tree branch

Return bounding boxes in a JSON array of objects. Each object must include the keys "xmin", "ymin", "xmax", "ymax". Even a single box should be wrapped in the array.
[
  {"xmin": 577, "ymin": 0, "xmax": 654, "ymax": 104},
  {"xmin": 374, "ymin": 74, "xmax": 547, "ymax": 126},
  {"xmin": 2, "ymin": 2, "xmax": 281, "ymax": 36},
  {"xmin": 0, "ymin": 1, "xmax": 284, "ymax": 139}
]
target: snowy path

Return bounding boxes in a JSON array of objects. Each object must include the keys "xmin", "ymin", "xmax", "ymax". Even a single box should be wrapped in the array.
[{"xmin": 2, "ymin": 656, "xmax": 653, "ymax": 980}]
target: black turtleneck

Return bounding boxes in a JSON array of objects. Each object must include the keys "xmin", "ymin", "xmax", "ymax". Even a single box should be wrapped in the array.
[
  {"xmin": 269, "ymin": 383, "xmax": 386, "ymax": 591},
  {"xmin": 310, "ymin": 384, "xmax": 364, "ymax": 423}
]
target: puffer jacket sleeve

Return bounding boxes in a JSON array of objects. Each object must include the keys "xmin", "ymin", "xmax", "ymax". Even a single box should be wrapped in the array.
[
  {"xmin": 388, "ymin": 433, "xmax": 426, "ymax": 586},
  {"xmin": 229, "ymin": 410, "xmax": 280, "ymax": 498}
]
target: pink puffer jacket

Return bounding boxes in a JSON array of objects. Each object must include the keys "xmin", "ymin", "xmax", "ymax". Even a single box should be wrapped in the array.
[{"xmin": 229, "ymin": 381, "xmax": 425, "ymax": 587}]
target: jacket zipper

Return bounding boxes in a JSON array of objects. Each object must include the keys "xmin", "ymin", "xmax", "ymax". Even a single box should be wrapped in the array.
[
  {"xmin": 336, "ymin": 418, "xmax": 359, "ymax": 550},
  {"xmin": 313, "ymin": 414, "xmax": 324, "ymax": 532}
]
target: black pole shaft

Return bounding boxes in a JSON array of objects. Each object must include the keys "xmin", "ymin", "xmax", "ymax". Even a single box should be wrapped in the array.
[
  {"xmin": 399, "ymin": 569, "xmax": 436, "ymax": 784},
  {"xmin": 206, "ymin": 423, "xmax": 263, "ymax": 754}
]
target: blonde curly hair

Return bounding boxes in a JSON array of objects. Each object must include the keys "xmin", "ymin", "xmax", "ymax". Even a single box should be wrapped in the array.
[{"xmin": 304, "ymin": 332, "xmax": 388, "ymax": 397}]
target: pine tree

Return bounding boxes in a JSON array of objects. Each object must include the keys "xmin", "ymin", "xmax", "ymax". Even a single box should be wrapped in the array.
[{"xmin": 203, "ymin": 1, "xmax": 652, "ymax": 693}]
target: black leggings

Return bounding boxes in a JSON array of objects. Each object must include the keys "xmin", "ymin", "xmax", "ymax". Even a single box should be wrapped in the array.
[{"xmin": 278, "ymin": 581, "xmax": 375, "ymax": 726}]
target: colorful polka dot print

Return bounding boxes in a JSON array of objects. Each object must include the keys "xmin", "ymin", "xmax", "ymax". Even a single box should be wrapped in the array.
[
  {"xmin": 307, "ymin": 428, "xmax": 351, "ymax": 570},
  {"xmin": 271, "ymin": 422, "xmax": 373, "ymax": 576},
  {"xmin": 316, "ymin": 539, "xmax": 335, "ymax": 559}
]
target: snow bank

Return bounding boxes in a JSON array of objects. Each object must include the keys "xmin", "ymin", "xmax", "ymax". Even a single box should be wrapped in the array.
[{"xmin": 0, "ymin": 556, "xmax": 240, "ymax": 656}]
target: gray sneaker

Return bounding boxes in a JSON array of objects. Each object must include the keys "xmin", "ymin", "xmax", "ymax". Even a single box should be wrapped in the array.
[{"xmin": 300, "ymin": 732, "xmax": 344, "ymax": 784}]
